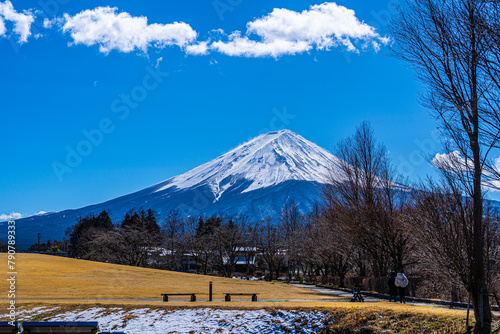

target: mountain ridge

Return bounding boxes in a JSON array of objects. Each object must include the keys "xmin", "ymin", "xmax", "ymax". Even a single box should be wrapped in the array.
[{"xmin": 1, "ymin": 129, "xmax": 341, "ymax": 248}]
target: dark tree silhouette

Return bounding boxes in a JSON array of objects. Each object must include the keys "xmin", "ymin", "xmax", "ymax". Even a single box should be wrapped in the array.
[{"xmin": 67, "ymin": 210, "xmax": 113, "ymax": 258}]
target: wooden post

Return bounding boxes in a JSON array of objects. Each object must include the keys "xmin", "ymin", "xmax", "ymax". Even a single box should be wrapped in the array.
[
  {"xmin": 450, "ymin": 284, "xmax": 458, "ymax": 308},
  {"xmin": 480, "ymin": 288, "xmax": 484, "ymax": 329},
  {"xmin": 494, "ymin": 292, "xmax": 500, "ymax": 309},
  {"xmin": 466, "ymin": 293, "xmax": 471, "ymax": 333},
  {"xmin": 209, "ymin": 281, "xmax": 213, "ymax": 302}
]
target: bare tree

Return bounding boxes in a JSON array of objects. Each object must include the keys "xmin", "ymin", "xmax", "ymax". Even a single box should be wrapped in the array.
[
  {"xmin": 190, "ymin": 216, "xmax": 220, "ymax": 275},
  {"xmin": 180, "ymin": 216, "xmax": 203, "ymax": 273},
  {"xmin": 477, "ymin": 0, "xmax": 500, "ymax": 140},
  {"xmin": 213, "ymin": 215, "xmax": 246, "ymax": 277},
  {"xmin": 302, "ymin": 206, "xmax": 351, "ymax": 286},
  {"xmin": 322, "ymin": 122, "xmax": 413, "ymax": 277},
  {"xmin": 88, "ymin": 226, "xmax": 160, "ymax": 266},
  {"xmin": 279, "ymin": 201, "xmax": 304, "ymax": 280},
  {"xmin": 241, "ymin": 221, "xmax": 260, "ymax": 275},
  {"xmin": 162, "ymin": 209, "xmax": 184, "ymax": 270},
  {"xmin": 256, "ymin": 218, "xmax": 285, "ymax": 280},
  {"xmin": 390, "ymin": 0, "xmax": 500, "ymax": 331}
]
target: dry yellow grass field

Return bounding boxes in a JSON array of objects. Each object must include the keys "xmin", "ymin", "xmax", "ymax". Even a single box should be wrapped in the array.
[
  {"xmin": 0, "ymin": 254, "xmax": 336, "ymax": 302},
  {"xmin": 0, "ymin": 254, "xmax": 471, "ymax": 319}
]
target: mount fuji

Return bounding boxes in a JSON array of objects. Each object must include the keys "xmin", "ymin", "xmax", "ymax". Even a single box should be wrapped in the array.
[{"xmin": 2, "ymin": 130, "xmax": 345, "ymax": 248}]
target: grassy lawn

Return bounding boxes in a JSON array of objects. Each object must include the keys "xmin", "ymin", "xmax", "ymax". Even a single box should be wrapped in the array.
[
  {"xmin": 1, "ymin": 254, "xmax": 335, "ymax": 301},
  {"xmin": 1, "ymin": 254, "xmax": 489, "ymax": 333}
]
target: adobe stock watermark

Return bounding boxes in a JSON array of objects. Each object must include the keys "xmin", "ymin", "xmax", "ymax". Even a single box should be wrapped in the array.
[
  {"xmin": 396, "ymin": 132, "xmax": 440, "ymax": 178},
  {"xmin": 213, "ymin": 0, "xmax": 242, "ymax": 21},
  {"xmin": 6, "ymin": 220, "xmax": 16, "ymax": 326},
  {"xmin": 51, "ymin": 66, "xmax": 169, "ymax": 182},
  {"xmin": 253, "ymin": 106, "xmax": 297, "ymax": 138}
]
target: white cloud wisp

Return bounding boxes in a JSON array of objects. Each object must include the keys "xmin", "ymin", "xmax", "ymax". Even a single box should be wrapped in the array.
[
  {"xmin": 61, "ymin": 6, "xmax": 198, "ymax": 54},
  {"xmin": 0, "ymin": 1, "xmax": 34, "ymax": 43},
  {"xmin": 210, "ymin": 2, "xmax": 389, "ymax": 57},
  {"xmin": 432, "ymin": 151, "xmax": 500, "ymax": 192},
  {"xmin": 432, "ymin": 151, "xmax": 471, "ymax": 173},
  {"xmin": 0, "ymin": 212, "xmax": 22, "ymax": 221}
]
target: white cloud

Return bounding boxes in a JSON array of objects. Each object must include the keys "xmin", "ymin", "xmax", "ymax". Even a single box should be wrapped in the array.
[
  {"xmin": 2, "ymin": 2, "xmax": 387, "ymax": 58},
  {"xmin": 0, "ymin": 1, "xmax": 34, "ymax": 43},
  {"xmin": 0, "ymin": 212, "xmax": 22, "ymax": 221},
  {"xmin": 35, "ymin": 211, "xmax": 47, "ymax": 215},
  {"xmin": 487, "ymin": 156, "xmax": 500, "ymax": 191},
  {"xmin": 43, "ymin": 17, "xmax": 52, "ymax": 28},
  {"xmin": 432, "ymin": 151, "xmax": 500, "ymax": 192},
  {"xmin": 432, "ymin": 151, "xmax": 473, "ymax": 173},
  {"xmin": 43, "ymin": 17, "xmax": 63, "ymax": 29},
  {"xmin": 433, "ymin": 151, "xmax": 462, "ymax": 168},
  {"xmin": 185, "ymin": 41, "xmax": 209, "ymax": 55},
  {"xmin": 208, "ymin": 2, "xmax": 389, "ymax": 57},
  {"xmin": 0, "ymin": 17, "xmax": 5, "ymax": 36},
  {"xmin": 155, "ymin": 56, "xmax": 163, "ymax": 68},
  {"xmin": 60, "ymin": 6, "xmax": 198, "ymax": 54},
  {"xmin": 36, "ymin": 2, "xmax": 387, "ymax": 58},
  {"xmin": 494, "ymin": 156, "xmax": 500, "ymax": 171},
  {"xmin": 211, "ymin": 28, "xmax": 224, "ymax": 35},
  {"xmin": 211, "ymin": 31, "xmax": 312, "ymax": 57}
]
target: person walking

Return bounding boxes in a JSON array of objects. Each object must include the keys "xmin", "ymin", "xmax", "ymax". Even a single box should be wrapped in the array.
[
  {"xmin": 388, "ymin": 271, "xmax": 397, "ymax": 302},
  {"xmin": 395, "ymin": 272, "xmax": 409, "ymax": 303}
]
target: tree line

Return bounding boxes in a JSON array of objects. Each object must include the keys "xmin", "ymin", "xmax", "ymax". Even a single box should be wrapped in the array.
[{"xmin": 65, "ymin": 205, "xmax": 309, "ymax": 281}]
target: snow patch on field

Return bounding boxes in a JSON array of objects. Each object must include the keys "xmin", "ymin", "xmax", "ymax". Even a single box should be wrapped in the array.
[{"xmin": 8, "ymin": 306, "xmax": 328, "ymax": 333}]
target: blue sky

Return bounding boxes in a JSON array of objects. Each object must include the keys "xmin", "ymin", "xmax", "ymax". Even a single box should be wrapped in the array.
[{"xmin": 0, "ymin": 0, "xmax": 455, "ymax": 219}]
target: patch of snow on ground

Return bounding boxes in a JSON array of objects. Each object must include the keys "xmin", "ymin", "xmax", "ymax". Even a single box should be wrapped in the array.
[
  {"xmin": 17, "ymin": 307, "xmax": 328, "ymax": 333},
  {"xmin": 10, "ymin": 306, "xmax": 60, "ymax": 320}
]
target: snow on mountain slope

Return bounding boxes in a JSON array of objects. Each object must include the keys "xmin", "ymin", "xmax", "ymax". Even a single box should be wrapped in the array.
[{"xmin": 156, "ymin": 129, "xmax": 343, "ymax": 201}]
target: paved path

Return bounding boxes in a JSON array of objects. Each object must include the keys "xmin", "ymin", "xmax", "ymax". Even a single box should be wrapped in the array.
[
  {"xmin": 292, "ymin": 284, "xmax": 490, "ymax": 313},
  {"xmin": 293, "ymin": 284, "xmax": 382, "ymax": 303}
]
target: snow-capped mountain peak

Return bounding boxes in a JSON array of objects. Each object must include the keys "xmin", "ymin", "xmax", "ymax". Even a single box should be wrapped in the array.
[
  {"xmin": 155, "ymin": 129, "xmax": 342, "ymax": 201},
  {"xmin": 4, "ymin": 129, "xmax": 345, "ymax": 248}
]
